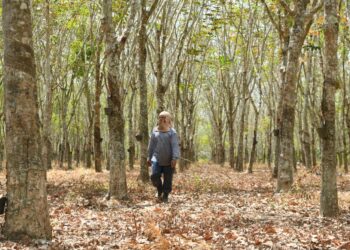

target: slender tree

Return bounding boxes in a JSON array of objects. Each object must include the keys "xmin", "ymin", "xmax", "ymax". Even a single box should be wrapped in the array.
[
  {"xmin": 248, "ymin": 96, "xmax": 261, "ymax": 173},
  {"xmin": 320, "ymin": 0, "xmax": 339, "ymax": 217},
  {"xmin": 302, "ymin": 51, "xmax": 313, "ymax": 169},
  {"xmin": 103, "ymin": 0, "xmax": 136, "ymax": 199},
  {"xmin": 260, "ymin": 0, "xmax": 291, "ymax": 178},
  {"xmin": 42, "ymin": 0, "xmax": 53, "ymax": 171},
  {"xmin": 148, "ymin": 0, "xmax": 194, "ymax": 115},
  {"xmin": 138, "ymin": 0, "xmax": 159, "ymax": 182},
  {"xmin": 276, "ymin": 0, "xmax": 322, "ymax": 192},
  {"xmin": 94, "ymin": 27, "xmax": 103, "ymax": 173}
]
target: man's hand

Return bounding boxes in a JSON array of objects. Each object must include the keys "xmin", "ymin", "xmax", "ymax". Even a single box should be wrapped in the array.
[
  {"xmin": 147, "ymin": 160, "xmax": 151, "ymax": 167},
  {"xmin": 171, "ymin": 160, "xmax": 177, "ymax": 168}
]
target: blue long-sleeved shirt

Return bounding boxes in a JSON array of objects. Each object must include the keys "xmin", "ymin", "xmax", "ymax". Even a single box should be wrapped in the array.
[{"xmin": 148, "ymin": 127, "xmax": 180, "ymax": 166}]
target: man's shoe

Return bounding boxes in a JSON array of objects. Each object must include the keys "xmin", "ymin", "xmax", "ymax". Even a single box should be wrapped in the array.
[
  {"xmin": 157, "ymin": 191, "xmax": 163, "ymax": 202},
  {"xmin": 162, "ymin": 193, "xmax": 169, "ymax": 203}
]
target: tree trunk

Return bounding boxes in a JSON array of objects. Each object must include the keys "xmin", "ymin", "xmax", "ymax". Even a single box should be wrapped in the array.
[
  {"xmin": 272, "ymin": 27, "xmax": 289, "ymax": 179},
  {"xmin": 236, "ymin": 50, "xmax": 249, "ymax": 172},
  {"xmin": 138, "ymin": 0, "xmax": 159, "ymax": 182},
  {"xmin": 42, "ymin": 0, "xmax": 53, "ymax": 171},
  {"xmin": 94, "ymin": 32, "xmax": 103, "ymax": 173},
  {"xmin": 0, "ymin": 137, "xmax": 4, "ymax": 171},
  {"xmin": 212, "ymin": 113, "xmax": 225, "ymax": 165},
  {"xmin": 345, "ymin": 120, "xmax": 349, "ymax": 174},
  {"xmin": 267, "ymin": 121, "xmax": 272, "ymax": 170},
  {"xmin": 84, "ymin": 85, "xmax": 93, "ymax": 169},
  {"xmin": 311, "ymin": 127, "xmax": 317, "ymax": 167},
  {"xmin": 227, "ymin": 102, "xmax": 235, "ymax": 169},
  {"xmin": 343, "ymin": 111, "xmax": 350, "ymax": 174},
  {"xmin": 341, "ymin": 46, "xmax": 348, "ymax": 173},
  {"xmin": 272, "ymin": 126, "xmax": 281, "ymax": 177},
  {"xmin": 155, "ymin": 21, "xmax": 166, "ymax": 115},
  {"xmin": 302, "ymin": 103, "xmax": 312, "ymax": 169},
  {"xmin": 59, "ymin": 78, "xmax": 72, "ymax": 169},
  {"xmin": 2, "ymin": 0, "xmax": 52, "ymax": 239},
  {"xmin": 277, "ymin": 1, "xmax": 315, "ymax": 192},
  {"xmin": 178, "ymin": 63, "xmax": 197, "ymax": 170},
  {"xmin": 298, "ymin": 107, "xmax": 306, "ymax": 165},
  {"xmin": 138, "ymin": 13, "xmax": 150, "ymax": 182},
  {"xmin": 103, "ymin": 0, "xmax": 128, "ymax": 199},
  {"xmin": 236, "ymin": 98, "xmax": 246, "ymax": 172},
  {"xmin": 59, "ymin": 142, "xmax": 64, "ymax": 168},
  {"xmin": 74, "ymin": 143, "xmax": 80, "ymax": 168},
  {"xmin": 177, "ymin": 69, "xmax": 187, "ymax": 172},
  {"xmin": 67, "ymin": 141, "xmax": 72, "ymax": 170},
  {"xmin": 302, "ymin": 52, "xmax": 313, "ymax": 169},
  {"xmin": 128, "ymin": 90, "xmax": 136, "ymax": 170},
  {"xmin": 320, "ymin": 0, "xmax": 339, "ymax": 217},
  {"xmin": 248, "ymin": 103, "xmax": 259, "ymax": 173},
  {"xmin": 244, "ymin": 105, "xmax": 250, "ymax": 164}
]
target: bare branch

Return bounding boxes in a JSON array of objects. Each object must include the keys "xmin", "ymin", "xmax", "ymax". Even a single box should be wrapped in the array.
[
  {"xmin": 146, "ymin": 0, "xmax": 160, "ymax": 21},
  {"xmin": 118, "ymin": 0, "xmax": 137, "ymax": 52},
  {"xmin": 260, "ymin": 0, "xmax": 283, "ymax": 38},
  {"xmin": 308, "ymin": 0, "xmax": 323, "ymax": 17},
  {"xmin": 279, "ymin": 0, "xmax": 295, "ymax": 16},
  {"xmin": 304, "ymin": 0, "xmax": 323, "ymax": 24}
]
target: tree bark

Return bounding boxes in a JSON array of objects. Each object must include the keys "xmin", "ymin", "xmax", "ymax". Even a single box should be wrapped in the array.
[
  {"xmin": 302, "ymin": 53, "xmax": 313, "ymax": 169},
  {"xmin": 2, "ymin": 0, "xmax": 52, "ymax": 239},
  {"xmin": 128, "ymin": 89, "xmax": 136, "ymax": 170},
  {"xmin": 207, "ymin": 85, "xmax": 225, "ymax": 166},
  {"xmin": 236, "ymin": 75, "xmax": 247, "ymax": 172},
  {"xmin": 138, "ymin": 5, "xmax": 150, "ymax": 182},
  {"xmin": 277, "ymin": 1, "xmax": 317, "ymax": 192},
  {"xmin": 320, "ymin": 0, "xmax": 339, "ymax": 217},
  {"xmin": 298, "ymin": 106, "xmax": 306, "ymax": 165},
  {"xmin": 261, "ymin": 0, "xmax": 290, "ymax": 178},
  {"xmin": 103, "ymin": 0, "xmax": 132, "ymax": 199},
  {"xmin": 94, "ymin": 31, "xmax": 103, "ymax": 173},
  {"xmin": 272, "ymin": 102, "xmax": 282, "ymax": 178},
  {"xmin": 42, "ymin": 0, "xmax": 53, "ymax": 171},
  {"xmin": 341, "ymin": 42, "xmax": 348, "ymax": 174},
  {"xmin": 154, "ymin": 16, "xmax": 166, "ymax": 115},
  {"xmin": 267, "ymin": 121, "xmax": 272, "ymax": 169},
  {"xmin": 138, "ymin": 0, "xmax": 159, "ymax": 182},
  {"xmin": 244, "ymin": 105, "xmax": 250, "ymax": 164},
  {"xmin": 227, "ymin": 95, "xmax": 236, "ymax": 169},
  {"xmin": 311, "ymin": 127, "xmax": 317, "ymax": 167},
  {"xmin": 84, "ymin": 80, "xmax": 93, "ymax": 169},
  {"xmin": 248, "ymin": 101, "xmax": 260, "ymax": 173},
  {"xmin": 59, "ymin": 76, "xmax": 73, "ymax": 169},
  {"xmin": 67, "ymin": 141, "xmax": 72, "ymax": 170}
]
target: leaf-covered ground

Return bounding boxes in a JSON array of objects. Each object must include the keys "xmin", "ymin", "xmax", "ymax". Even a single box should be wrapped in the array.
[{"xmin": 0, "ymin": 164, "xmax": 349, "ymax": 249}]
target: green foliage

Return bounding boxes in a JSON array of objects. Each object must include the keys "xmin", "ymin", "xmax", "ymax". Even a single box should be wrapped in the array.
[
  {"xmin": 196, "ymin": 114, "xmax": 212, "ymax": 160},
  {"xmin": 179, "ymin": 82, "xmax": 195, "ymax": 93},
  {"xmin": 69, "ymin": 40, "xmax": 84, "ymax": 77},
  {"xmin": 259, "ymin": 116, "xmax": 271, "ymax": 133},
  {"xmin": 68, "ymin": 36, "xmax": 96, "ymax": 78},
  {"xmin": 218, "ymin": 56, "xmax": 232, "ymax": 68},
  {"xmin": 66, "ymin": 18, "xmax": 77, "ymax": 30},
  {"xmin": 112, "ymin": 0, "xmax": 128, "ymax": 23}
]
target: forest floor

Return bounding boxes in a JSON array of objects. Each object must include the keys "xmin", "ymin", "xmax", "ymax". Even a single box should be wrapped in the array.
[{"xmin": 0, "ymin": 163, "xmax": 349, "ymax": 250}]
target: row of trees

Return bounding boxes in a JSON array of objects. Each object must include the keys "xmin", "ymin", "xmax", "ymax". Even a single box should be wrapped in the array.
[{"xmin": 0, "ymin": 0, "xmax": 344, "ymax": 240}]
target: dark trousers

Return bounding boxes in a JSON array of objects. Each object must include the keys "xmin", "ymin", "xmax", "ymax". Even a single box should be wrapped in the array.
[{"xmin": 151, "ymin": 162, "xmax": 174, "ymax": 195}]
